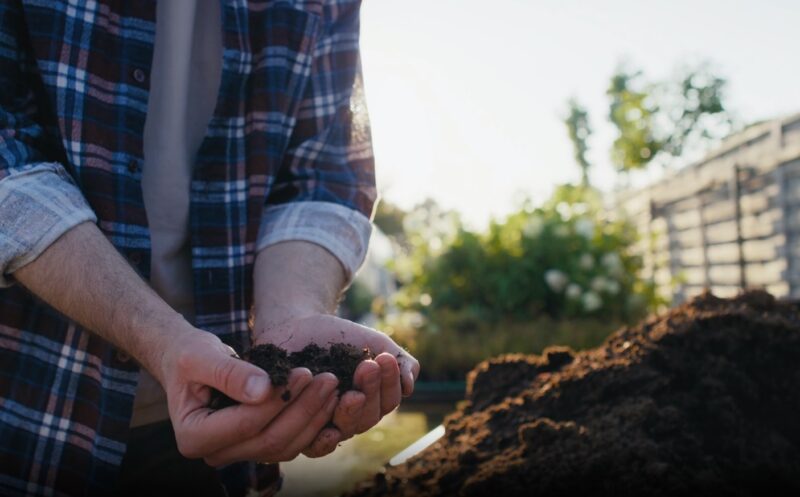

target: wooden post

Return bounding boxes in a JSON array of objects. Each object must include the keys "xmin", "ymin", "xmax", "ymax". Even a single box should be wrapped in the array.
[
  {"xmin": 732, "ymin": 164, "xmax": 747, "ymax": 289},
  {"xmin": 776, "ymin": 164, "xmax": 794, "ymax": 297},
  {"xmin": 697, "ymin": 192, "xmax": 710, "ymax": 290}
]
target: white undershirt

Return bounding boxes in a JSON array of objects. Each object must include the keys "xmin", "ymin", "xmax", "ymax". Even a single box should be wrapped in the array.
[{"xmin": 134, "ymin": 0, "xmax": 222, "ymax": 427}]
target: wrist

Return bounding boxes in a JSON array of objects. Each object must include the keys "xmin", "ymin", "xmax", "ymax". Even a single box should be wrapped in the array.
[
  {"xmin": 126, "ymin": 306, "xmax": 194, "ymax": 383},
  {"xmin": 251, "ymin": 300, "xmax": 324, "ymax": 342}
]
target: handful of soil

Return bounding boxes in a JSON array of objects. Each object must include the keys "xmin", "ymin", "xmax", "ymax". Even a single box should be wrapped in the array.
[
  {"xmin": 348, "ymin": 291, "xmax": 800, "ymax": 496},
  {"xmin": 209, "ymin": 343, "xmax": 373, "ymax": 410}
]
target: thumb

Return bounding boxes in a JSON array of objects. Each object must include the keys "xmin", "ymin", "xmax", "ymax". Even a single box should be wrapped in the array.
[{"xmin": 185, "ymin": 348, "xmax": 271, "ymax": 404}]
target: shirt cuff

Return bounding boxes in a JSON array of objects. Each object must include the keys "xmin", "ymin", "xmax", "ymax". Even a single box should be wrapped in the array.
[
  {"xmin": 256, "ymin": 201, "xmax": 373, "ymax": 284},
  {"xmin": 0, "ymin": 162, "xmax": 97, "ymax": 287}
]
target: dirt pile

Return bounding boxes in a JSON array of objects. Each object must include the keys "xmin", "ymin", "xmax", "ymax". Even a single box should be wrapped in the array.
[
  {"xmin": 209, "ymin": 343, "xmax": 372, "ymax": 409},
  {"xmin": 348, "ymin": 291, "xmax": 800, "ymax": 496}
]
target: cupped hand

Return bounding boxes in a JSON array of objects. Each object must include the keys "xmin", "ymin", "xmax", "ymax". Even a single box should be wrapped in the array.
[
  {"xmin": 254, "ymin": 313, "xmax": 421, "ymax": 457},
  {"xmin": 154, "ymin": 327, "xmax": 341, "ymax": 466}
]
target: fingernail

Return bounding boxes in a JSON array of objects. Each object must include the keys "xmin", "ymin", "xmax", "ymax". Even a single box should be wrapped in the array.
[
  {"xmin": 245, "ymin": 374, "xmax": 270, "ymax": 400},
  {"xmin": 403, "ymin": 371, "xmax": 414, "ymax": 395},
  {"xmin": 319, "ymin": 378, "xmax": 338, "ymax": 400}
]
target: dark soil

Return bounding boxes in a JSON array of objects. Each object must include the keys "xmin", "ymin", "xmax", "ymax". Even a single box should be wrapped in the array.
[
  {"xmin": 209, "ymin": 343, "xmax": 373, "ymax": 409},
  {"xmin": 347, "ymin": 291, "xmax": 800, "ymax": 497}
]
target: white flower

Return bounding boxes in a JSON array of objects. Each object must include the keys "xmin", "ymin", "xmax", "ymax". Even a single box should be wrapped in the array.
[
  {"xmin": 579, "ymin": 253, "xmax": 594, "ymax": 270},
  {"xmin": 566, "ymin": 283, "xmax": 582, "ymax": 299},
  {"xmin": 591, "ymin": 276, "xmax": 609, "ymax": 293},
  {"xmin": 582, "ymin": 291, "xmax": 602, "ymax": 312},
  {"xmin": 544, "ymin": 269, "xmax": 568, "ymax": 292},
  {"xmin": 523, "ymin": 216, "xmax": 544, "ymax": 237},
  {"xmin": 601, "ymin": 252, "xmax": 622, "ymax": 272},
  {"xmin": 605, "ymin": 280, "xmax": 621, "ymax": 295},
  {"xmin": 574, "ymin": 218, "xmax": 595, "ymax": 239},
  {"xmin": 554, "ymin": 225, "xmax": 569, "ymax": 238}
]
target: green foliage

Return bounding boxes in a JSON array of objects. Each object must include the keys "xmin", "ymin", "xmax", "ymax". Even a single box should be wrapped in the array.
[
  {"xmin": 602, "ymin": 62, "xmax": 733, "ymax": 172},
  {"xmin": 564, "ymin": 98, "xmax": 593, "ymax": 186},
  {"xmin": 340, "ymin": 279, "xmax": 374, "ymax": 321},
  {"xmin": 607, "ymin": 69, "xmax": 663, "ymax": 171},
  {"xmin": 394, "ymin": 187, "xmax": 663, "ymax": 324},
  {"xmin": 372, "ymin": 199, "xmax": 407, "ymax": 239}
]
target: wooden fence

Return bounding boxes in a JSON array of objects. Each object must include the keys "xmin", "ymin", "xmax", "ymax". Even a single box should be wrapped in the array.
[{"xmin": 616, "ymin": 113, "xmax": 800, "ymax": 303}]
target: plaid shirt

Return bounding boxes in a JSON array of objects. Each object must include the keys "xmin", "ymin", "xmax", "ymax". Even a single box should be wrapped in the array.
[{"xmin": 0, "ymin": 1, "xmax": 375, "ymax": 495}]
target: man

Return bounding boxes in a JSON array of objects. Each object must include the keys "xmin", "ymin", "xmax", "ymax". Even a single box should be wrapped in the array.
[{"xmin": 0, "ymin": 1, "xmax": 419, "ymax": 496}]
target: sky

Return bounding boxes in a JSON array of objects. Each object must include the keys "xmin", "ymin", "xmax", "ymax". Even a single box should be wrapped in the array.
[{"xmin": 359, "ymin": 0, "xmax": 800, "ymax": 228}]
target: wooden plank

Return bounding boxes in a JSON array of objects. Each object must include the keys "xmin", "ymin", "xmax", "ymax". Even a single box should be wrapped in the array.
[
  {"xmin": 706, "ymin": 242, "xmax": 742, "ymax": 264},
  {"xmin": 742, "ymin": 237, "xmax": 780, "ymax": 262},
  {"xmin": 709, "ymin": 264, "xmax": 744, "ymax": 285},
  {"xmin": 678, "ymin": 246, "xmax": 705, "ymax": 266},
  {"xmin": 741, "ymin": 208, "xmax": 782, "ymax": 238},
  {"xmin": 745, "ymin": 260, "xmax": 787, "ymax": 286},
  {"xmin": 766, "ymin": 282, "xmax": 791, "ymax": 298},
  {"xmin": 670, "ymin": 208, "xmax": 702, "ymax": 230},
  {"xmin": 681, "ymin": 267, "xmax": 707, "ymax": 286},
  {"xmin": 739, "ymin": 190, "xmax": 771, "ymax": 215},
  {"xmin": 702, "ymin": 198, "xmax": 736, "ymax": 224},
  {"xmin": 671, "ymin": 228, "xmax": 704, "ymax": 249},
  {"xmin": 705, "ymin": 220, "xmax": 739, "ymax": 244},
  {"xmin": 708, "ymin": 285, "xmax": 741, "ymax": 298}
]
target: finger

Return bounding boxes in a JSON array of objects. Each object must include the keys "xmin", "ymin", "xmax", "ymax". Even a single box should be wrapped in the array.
[
  {"xmin": 176, "ymin": 368, "xmax": 312, "ymax": 458},
  {"xmin": 374, "ymin": 353, "xmax": 401, "ymax": 416},
  {"xmin": 396, "ymin": 351, "xmax": 420, "ymax": 397},
  {"xmin": 179, "ymin": 345, "xmax": 272, "ymax": 404},
  {"xmin": 273, "ymin": 392, "xmax": 339, "ymax": 461},
  {"xmin": 358, "ymin": 324, "xmax": 419, "ymax": 397},
  {"xmin": 302, "ymin": 427, "xmax": 343, "ymax": 459},
  {"xmin": 353, "ymin": 359, "xmax": 381, "ymax": 434},
  {"xmin": 331, "ymin": 390, "xmax": 366, "ymax": 440},
  {"xmin": 204, "ymin": 373, "xmax": 339, "ymax": 466}
]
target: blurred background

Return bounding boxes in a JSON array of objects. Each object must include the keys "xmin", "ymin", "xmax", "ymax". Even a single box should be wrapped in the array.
[{"xmin": 283, "ymin": 1, "xmax": 800, "ymax": 495}]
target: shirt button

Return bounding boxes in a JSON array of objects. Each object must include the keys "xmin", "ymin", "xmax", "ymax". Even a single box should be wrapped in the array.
[
  {"xmin": 116, "ymin": 351, "xmax": 131, "ymax": 363},
  {"xmin": 132, "ymin": 68, "xmax": 147, "ymax": 84},
  {"xmin": 127, "ymin": 159, "xmax": 140, "ymax": 174}
]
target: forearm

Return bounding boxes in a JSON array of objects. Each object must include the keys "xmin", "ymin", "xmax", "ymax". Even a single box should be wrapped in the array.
[
  {"xmin": 13, "ymin": 221, "xmax": 188, "ymax": 382},
  {"xmin": 252, "ymin": 240, "xmax": 347, "ymax": 336}
]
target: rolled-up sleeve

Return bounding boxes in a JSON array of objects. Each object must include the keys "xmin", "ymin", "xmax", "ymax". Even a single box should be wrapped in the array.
[
  {"xmin": 256, "ymin": 200, "xmax": 372, "ymax": 283},
  {"xmin": 266, "ymin": 0, "xmax": 377, "ymax": 220},
  {"xmin": 0, "ymin": 163, "xmax": 97, "ymax": 286}
]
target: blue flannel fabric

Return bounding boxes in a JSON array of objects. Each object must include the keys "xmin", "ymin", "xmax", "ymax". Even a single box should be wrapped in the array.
[{"xmin": 0, "ymin": 1, "xmax": 376, "ymax": 495}]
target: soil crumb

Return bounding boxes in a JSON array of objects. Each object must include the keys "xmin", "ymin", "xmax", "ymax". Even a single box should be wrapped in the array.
[
  {"xmin": 209, "ymin": 343, "xmax": 373, "ymax": 409},
  {"xmin": 347, "ymin": 291, "xmax": 800, "ymax": 497}
]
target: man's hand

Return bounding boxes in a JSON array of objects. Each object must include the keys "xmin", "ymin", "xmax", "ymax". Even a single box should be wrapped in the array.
[
  {"xmin": 251, "ymin": 240, "xmax": 420, "ymax": 460},
  {"xmin": 254, "ymin": 313, "xmax": 420, "ymax": 452},
  {"xmin": 151, "ymin": 326, "xmax": 343, "ymax": 466}
]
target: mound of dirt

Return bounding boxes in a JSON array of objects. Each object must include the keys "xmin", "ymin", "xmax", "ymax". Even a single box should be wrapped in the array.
[
  {"xmin": 348, "ymin": 291, "xmax": 800, "ymax": 496},
  {"xmin": 209, "ymin": 343, "xmax": 373, "ymax": 409}
]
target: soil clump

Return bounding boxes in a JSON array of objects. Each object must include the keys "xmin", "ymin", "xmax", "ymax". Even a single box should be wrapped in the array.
[
  {"xmin": 348, "ymin": 291, "xmax": 800, "ymax": 496},
  {"xmin": 209, "ymin": 343, "xmax": 372, "ymax": 409}
]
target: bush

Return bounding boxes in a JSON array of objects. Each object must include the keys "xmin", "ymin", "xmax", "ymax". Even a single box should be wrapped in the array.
[
  {"xmin": 395, "ymin": 185, "xmax": 663, "ymax": 323},
  {"xmin": 386, "ymin": 311, "xmax": 622, "ymax": 382}
]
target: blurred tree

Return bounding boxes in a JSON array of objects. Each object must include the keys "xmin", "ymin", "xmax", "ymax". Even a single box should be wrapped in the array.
[
  {"xmin": 606, "ymin": 62, "xmax": 733, "ymax": 172},
  {"xmin": 564, "ymin": 98, "xmax": 593, "ymax": 187},
  {"xmin": 660, "ymin": 64, "xmax": 731, "ymax": 160},
  {"xmin": 607, "ymin": 68, "xmax": 663, "ymax": 172},
  {"xmin": 372, "ymin": 199, "xmax": 407, "ymax": 238}
]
